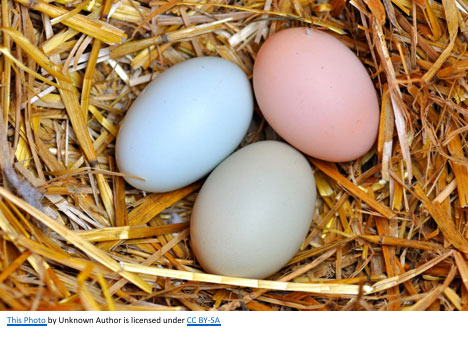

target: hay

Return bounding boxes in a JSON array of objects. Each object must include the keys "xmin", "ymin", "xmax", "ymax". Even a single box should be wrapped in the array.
[{"xmin": 0, "ymin": 0, "xmax": 467, "ymax": 311}]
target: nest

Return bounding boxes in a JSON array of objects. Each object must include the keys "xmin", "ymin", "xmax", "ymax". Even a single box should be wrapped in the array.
[{"xmin": 0, "ymin": 0, "xmax": 467, "ymax": 311}]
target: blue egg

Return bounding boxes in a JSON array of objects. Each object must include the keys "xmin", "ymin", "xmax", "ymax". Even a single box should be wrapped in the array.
[{"xmin": 116, "ymin": 57, "xmax": 253, "ymax": 192}]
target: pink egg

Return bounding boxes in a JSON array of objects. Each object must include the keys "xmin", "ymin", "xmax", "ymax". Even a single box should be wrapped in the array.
[{"xmin": 253, "ymin": 27, "xmax": 380, "ymax": 162}]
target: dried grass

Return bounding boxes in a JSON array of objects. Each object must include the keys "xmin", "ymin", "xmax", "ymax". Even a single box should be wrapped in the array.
[{"xmin": 1, "ymin": 0, "xmax": 468, "ymax": 311}]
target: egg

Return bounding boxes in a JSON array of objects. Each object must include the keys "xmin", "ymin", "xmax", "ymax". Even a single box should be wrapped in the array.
[
  {"xmin": 253, "ymin": 28, "xmax": 380, "ymax": 162},
  {"xmin": 116, "ymin": 57, "xmax": 253, "ymax": 192},
  {"xmin": 190, "ymin": 141, "xmax": 316, "ymax": 279}
]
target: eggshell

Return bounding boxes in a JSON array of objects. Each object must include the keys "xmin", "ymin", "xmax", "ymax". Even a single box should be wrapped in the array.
[
  {"xmin": 190, "ymin": 141, "xmax": 316, "ymax": 279},
  {"xmin": 116, "ymin": 57, "xmax": 253, "ymax": 192},
  {"xmin": 253, "ymin": 27, "xmax": 380, "ymax": 162}
]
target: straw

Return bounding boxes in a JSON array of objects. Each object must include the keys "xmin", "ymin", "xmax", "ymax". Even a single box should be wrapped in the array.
[{"xmin": 1, "ymin": 0, "xmax": 468, "ymax": 311}]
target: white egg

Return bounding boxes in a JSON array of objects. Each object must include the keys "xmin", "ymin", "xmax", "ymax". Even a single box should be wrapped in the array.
[
  {"xmin": 190, "ymin": 141, "xmax": 317, "ymax": 279},
  {"xmin": 116, "ymin": 57, "xmax": 253, "ymax": 192}
]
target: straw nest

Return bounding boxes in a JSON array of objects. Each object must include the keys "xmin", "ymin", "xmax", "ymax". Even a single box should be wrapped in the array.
[{"xmin": 0, "ymin": 0, "xmax": 468, "ymax": 311}]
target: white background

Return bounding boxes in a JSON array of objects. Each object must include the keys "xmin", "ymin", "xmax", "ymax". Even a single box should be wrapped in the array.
[{"xmin": 0, "ymin": 311, "xmax": 462, "ymax": 338}]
